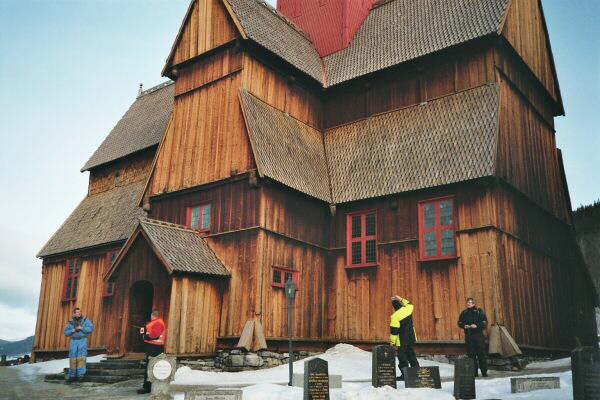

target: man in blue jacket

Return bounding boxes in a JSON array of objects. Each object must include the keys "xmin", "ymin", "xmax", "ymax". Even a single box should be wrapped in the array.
[{"xmin": 63, "ymin": 307, "xmax": 94, "ymax": 383}]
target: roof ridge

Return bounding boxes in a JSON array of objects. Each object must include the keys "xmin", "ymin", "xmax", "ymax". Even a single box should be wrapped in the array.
[
  {"xmin": 140, "ymin": 217, "xmax": 197, "ymax": 233},
  {"xmin": 137, "ymin": 80, "xmax": 174, "ymax": 98}
]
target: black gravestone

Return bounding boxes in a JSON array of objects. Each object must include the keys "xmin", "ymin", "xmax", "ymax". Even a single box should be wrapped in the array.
[
  {"xmin": 572, "ymin": 346, "xmax": 600, "ymax": 400},
  {"xmin": 404, "ymin": 366, "xmax": 442, "ymax": 389},
  {"xmin": 304, "ymin": 358, "xmax": 330, "ymax": 400},
  {"xmin": 372, "ymin": 345, "xmax": 397, "ymax": 388},
  {"xmin": 454, "ymin": 357, "xmax": 476, "ymax": 399}
]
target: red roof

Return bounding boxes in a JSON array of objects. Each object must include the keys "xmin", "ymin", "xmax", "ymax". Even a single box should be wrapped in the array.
[{"xmin": 277, "ymin": 0, "xmax": 376, "ymax": 57}]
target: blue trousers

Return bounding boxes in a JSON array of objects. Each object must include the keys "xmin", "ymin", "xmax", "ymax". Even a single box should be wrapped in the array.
[{"xmin": 68, "ymin": 338, "xmax": 88, "ymax": 378}]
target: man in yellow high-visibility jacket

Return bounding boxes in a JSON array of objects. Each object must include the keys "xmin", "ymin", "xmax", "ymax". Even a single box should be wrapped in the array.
[{"xmin": 390, "ymin": 295, "xmax": 419, "ymax": 380}]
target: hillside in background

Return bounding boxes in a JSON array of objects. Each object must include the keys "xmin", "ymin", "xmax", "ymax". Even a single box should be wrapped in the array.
[
  {"xmin": 0, "ymin": 336, "xmax": 34, "ymax": 357},
  {"xmin": 573, "ymin": 200, "xmax": 600, "ymax": 301}
]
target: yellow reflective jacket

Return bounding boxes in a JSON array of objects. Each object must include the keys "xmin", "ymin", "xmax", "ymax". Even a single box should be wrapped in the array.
[{"xmin": 389, "ymin": 297, "xmax": 417, "ymax": 346}]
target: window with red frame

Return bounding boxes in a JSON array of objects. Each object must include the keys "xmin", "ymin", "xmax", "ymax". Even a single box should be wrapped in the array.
[
  {"xmin": 346, "ymin": 211, "xmax": 377, "ymax": 267},
  {"xmin": 418, "ymin": 197, "xmax": 456, "ymax": 260},
  {"xmin": 186, "ymin": 203, "xmax": 211, "ymax": 231},
  {"xmin": 63, "ymin": 258, "xmax": 81, "ymax": 301},
  {"xmin": 103, "ymin": 250, "xmax": 118, "ymax": 297},
  {"xmin": 271, "ymin": 266, "xmax": 299, "ymax": 288}
]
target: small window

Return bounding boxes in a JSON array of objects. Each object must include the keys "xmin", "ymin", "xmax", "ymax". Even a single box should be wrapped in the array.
[
  {"xmin": 186, "ymin": 203, "xmax": 211, "ymax": 231},
  {"xmin": 271, "ymin": 266, "xmax": 299, "ymax": 288},
  {"xmin": 346, "ymin": 211, "xmax": 378, "ymax": 268},
  {"xmin": 63, "ymin": 258, "xmax": 81, "ymax": 301},
  {"xmin": 103, "ymin": 250, "xmax": 118, "ymax": 297},
  {"xmin": 418, "ymin": 197, "xmax": 456, "ymax": 261}
]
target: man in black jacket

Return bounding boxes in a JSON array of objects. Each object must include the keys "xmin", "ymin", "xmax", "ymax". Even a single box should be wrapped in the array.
[{"xmin": 457, "ymin": 297, "xmax": 488, "ymax": 377}]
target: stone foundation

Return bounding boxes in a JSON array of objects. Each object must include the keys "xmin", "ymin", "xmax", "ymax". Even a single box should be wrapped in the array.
[{"xmin": 179, "ymin": 349, "xmax": 320, "ymax": 372}]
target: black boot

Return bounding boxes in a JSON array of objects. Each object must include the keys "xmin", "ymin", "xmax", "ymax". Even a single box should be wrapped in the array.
[{"xmin": 137, "ymin": 388, "xmax": 151, "ymax": 394}]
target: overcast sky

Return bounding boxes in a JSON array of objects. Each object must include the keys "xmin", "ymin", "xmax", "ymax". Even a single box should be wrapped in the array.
[{"xmin": 0, "ymin": 1, "xmax": 598, "ymax": 342}]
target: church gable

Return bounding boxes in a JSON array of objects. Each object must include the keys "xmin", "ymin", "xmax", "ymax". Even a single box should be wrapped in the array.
[
  {"xmin": 501, "ymin": 0, "xmax": 562, "ymax": 111},
  {"xmin": 163, "ymin": 0, "xmax": 241, "ymax": 76}
]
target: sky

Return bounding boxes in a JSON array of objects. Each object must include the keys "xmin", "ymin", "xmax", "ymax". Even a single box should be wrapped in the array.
[{"xmin": 0, "ymin": 0, "xmax": 598, "ymax": 342}]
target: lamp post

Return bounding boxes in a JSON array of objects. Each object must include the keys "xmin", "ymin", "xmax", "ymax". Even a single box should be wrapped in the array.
[{"xmin": 284, "ymin": 276, "xmax": 297, "ymax": 386}]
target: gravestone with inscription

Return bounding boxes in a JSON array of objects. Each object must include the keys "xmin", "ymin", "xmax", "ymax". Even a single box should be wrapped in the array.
[
  {"xmin": 572, "ymin": 346, "xmax": 600, "ymax": 400},
  {"xmin": 453, "ymin": 357, "xmax": 476, "ymax": 399},
  {"xmin": 403, "ymin": 366, "xmax": 442, "ymax": 389},
  {"xmin": 510, "ymin": 377, "xmax": 560, "ymax": 393},
  {"xmin": 148, "ymin": 353, "xmax": 177, "ymax": 400},
  {"xmin": 184, "ymin": 388, "xmax": 243, "ymax": 400},
  {"xmin": 371, "ymin": 345, "xmax": 396, "ymax": 388},
  {"xmin": 304, "ymin": 358, "xmax": 330, "ymax": 400}
]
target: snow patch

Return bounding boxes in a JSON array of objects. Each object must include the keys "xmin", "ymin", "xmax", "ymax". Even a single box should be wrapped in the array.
[
  {"xmin": 173, "ymin": 344, "xmax": 453, "ymax": 386},
  {"xmin": 11, "ymin": 354, "xmax": 106, "ymax": 375},
  {"xmin": 526, "ymin": 358, "xmax": 571, "ymax": 369}
]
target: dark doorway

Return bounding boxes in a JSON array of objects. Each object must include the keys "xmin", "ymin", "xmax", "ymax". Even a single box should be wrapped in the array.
[{"xmin": 127, "ymin": 280, "xmax": 154, "ymax": 353}]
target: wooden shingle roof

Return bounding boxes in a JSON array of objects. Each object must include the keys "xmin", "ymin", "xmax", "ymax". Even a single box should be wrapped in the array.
[
  {"xmin": 224, "ymin": 0, "xmax": 508, "ymax": 87},
  {"xmin": 37, "ymin": 181, "xmax": 147, "ymax": 257},
  {"xmin": 137, "ymin": 219, "xmax": 230, "ymax": 276},
  {"xmin": 239, "ymin": 89, "xmax": 331, "ymax": 202},
  {"xmin": 239, "ymin": 84, "xmax": 499, "ymax": 204},
  {"xmin": 81, "ymin": 81, "xmax": 174, "ymax": 171},
  {"xmin": 326, "ymin": 84, "xmax": 499, "ymax": 202}
]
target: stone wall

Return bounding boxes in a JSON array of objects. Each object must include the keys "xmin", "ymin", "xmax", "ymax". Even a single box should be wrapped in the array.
[{"xmin": 179, "ymin": 349, "xmax": 320, "ymax": 372}]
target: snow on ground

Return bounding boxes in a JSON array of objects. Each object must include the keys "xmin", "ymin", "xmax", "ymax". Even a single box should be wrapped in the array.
[
  {"xmin": 526, "ymin": 357, "xmax": 571, "ymax": 369},
  {"xmin": 10, "ymin": 354, "xmax": 106, "ymax": 375},
  {"xmin": 173, "ymin": 344, "xmax": 453, "ymax": 386}
]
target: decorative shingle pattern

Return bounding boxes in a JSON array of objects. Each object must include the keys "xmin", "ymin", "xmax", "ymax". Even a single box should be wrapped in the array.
[
  {"xmin": 81, "ymin": 81, "xmax": 174, "ymax": 171},
  {"xmin": 226, "ymin": 0, "xmax": 323, "ymax": 82},
  {"xmin": 239, "ymin": 89, "xmax": 331, "ymax": 202},
  {"xmin": 37, "ymin": 181, "xmax": 147, "ymax": 257},
  {"xmin": 326, "ymin": 84, "xmax": 499, "ymax": 203},
  {"xmin": 139, "ymin": 219, "xmax": 230, "ymax": 276},
  {"xmin": 324, "ymin": 0, "xmax": 509, "ymax": 86}
]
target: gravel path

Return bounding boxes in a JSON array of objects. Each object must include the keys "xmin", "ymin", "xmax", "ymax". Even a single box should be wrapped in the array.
[{"xmin": 0, "ymin": 366, "xmax": 149, "ymax": 400}]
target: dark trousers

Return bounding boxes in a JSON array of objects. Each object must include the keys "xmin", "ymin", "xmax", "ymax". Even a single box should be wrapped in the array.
[
  {"xmin": 142, "ymin": 343, "xmax": 164, "ymax": 391},
  {"xmin": 397, "ymin": 343, "xmax": 420, "ymax": 373},
  {"xmin": 466, "ymin": 332, "xmax": 487, "ymax": 375}
]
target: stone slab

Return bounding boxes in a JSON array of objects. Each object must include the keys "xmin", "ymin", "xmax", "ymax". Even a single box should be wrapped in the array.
[
  {"xmin": 510, "ymin": 377, "xmax": 560, "ymax": 393},
  {"xmin": 304, "ymin": 358, "xmax": 329, "ymax": 400},
  {"xmin": 371, "ymin": 345, "xmax": 396, "ymax": 388},
  {"xmin": 184, "ymin": 388, "xmax": 243, "ymax": 400},
  {"xmin": 403, "ymin": 366, "xmax": 441, "ymax": 389},
  {"xmin": 572, "ymin": 346, "xmax": 600, "ymax": 400},
  {"xmin": 293, "ymin": 373, "xmax": 342, "ymax": 388},
  {"xmin": 453, "ymin": 357, "xmax": 476, "ymax": 399}
]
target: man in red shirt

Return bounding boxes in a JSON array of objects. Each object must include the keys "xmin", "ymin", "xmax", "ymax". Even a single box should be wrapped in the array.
[{"xmin": 138, "ymin": 310, "xmax": 166, "ymax": 394}]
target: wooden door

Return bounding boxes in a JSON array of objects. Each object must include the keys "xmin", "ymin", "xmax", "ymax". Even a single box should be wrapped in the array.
[{"xmin": 127, "ymin": 280, "xmax": 154, "ymax": 353}]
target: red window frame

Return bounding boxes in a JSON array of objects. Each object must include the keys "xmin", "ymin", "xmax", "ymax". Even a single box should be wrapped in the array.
[
  {"xmin": 62, "ymin": 258, "xmax": 81, "ymax": 301},
  {"xmin": 271, "ymin": 266, "xmax": 299, "ymax": 288},
  {"xmin": 103, "ymin": 250, "xmax": 118, "ymax": 297},
  {"xmin": 345, "ymin": 210, "xmax": 378, "ymax": 268},
  {"xmin": 186, "ymin": 203, "xmax": 212, "ymax": 232},
  {"xmin": 418, "ymin": 196, "xmax": 457, "ymax": 261}
]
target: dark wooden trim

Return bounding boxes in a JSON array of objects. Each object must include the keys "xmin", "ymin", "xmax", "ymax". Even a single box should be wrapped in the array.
[
  {"xmin": 149, "ymin": 172, "xmax": 253, "ymax": 202},
  {"xmin": 169, "ymin": 39, "xmax": 239, "ymax": 76},
  {"xmin": 175, "ymin": 68, "xmax": 243, "ymax": 98},
  {"xmin": 40, "ymin": 240, "xmax": 125, "ymax": 262}
]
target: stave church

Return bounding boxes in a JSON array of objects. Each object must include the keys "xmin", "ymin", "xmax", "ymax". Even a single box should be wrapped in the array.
[{"xmin": 32, "ymin": 0, "xmax": 598, "ymax": 361}]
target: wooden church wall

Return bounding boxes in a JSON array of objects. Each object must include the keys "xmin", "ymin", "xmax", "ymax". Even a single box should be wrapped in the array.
[
  {"xmin": 167, "ymin": 275, "xmax": 225, "ymax": 355},
  {"xmin": 325, "ymin": 184, "xmax": 502, "ymax": 344},
  {"xmin": 206, "ymin": 230, "xmax": 260, "ymax": 339},
  {"xmin": 148, "ymin": 64, "xmax": 254, "ymax": 197},
  {"xmin": 323, "ymin": 45, "xmax": 495, "ymax": 128},
  {"xmin": 496, "ymin": 74, "xmax": 570, "ymax": 222},
  {"xmin": 171, "ymin": 0, "xmax": 239, "ymax": 67},
  {"xmin": 256, "ymin": 230, "xmax": 328, "ymax": 340},
  {"xmin": 149, "ymin": 177, "xmax": 260, "ymax": 235},
  {"xmin": 104, "ymin": 236, "xmax": 172, "ymax": 355},
  {"xmin": 88, "ymin": 148, "xmax": 155, "ymax": 196},
  {"xmin": 33, "ymin": 252, "xmax": 112, "ymax": 357},
  {"xmin": 242, "ymin": 55, "xmax": 323, "ymax": 129},
  {"xmin": 501, "ymin": 0, "xmax": 559, "ymax": 104}
]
